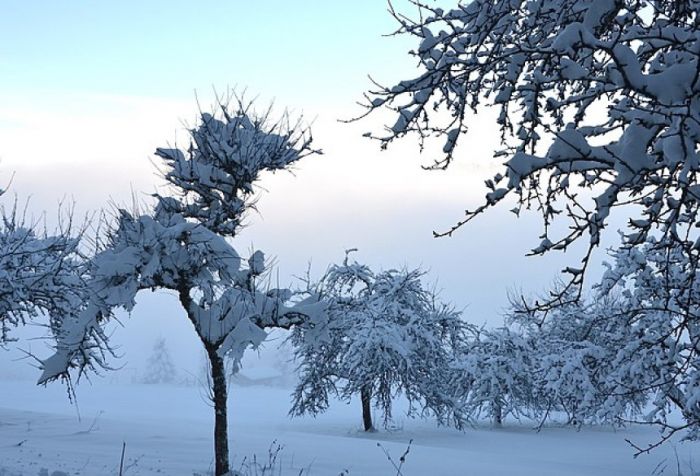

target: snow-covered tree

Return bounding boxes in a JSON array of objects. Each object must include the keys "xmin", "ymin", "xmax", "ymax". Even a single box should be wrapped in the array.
[
  {"xmin": 453, "ymin": 327, "xmax": 537, "ymax": 426},
  {"xmin": 456, "ymin": 296, "xmax": 647, "ymax": 428},
  {"xmin": 512, "ymin": 295, "xmax": 647, "ymax": 428},
  {"xmin": 0, "ymin": 197, "xmax": 84, "ymax": 345},
  {"xmin": 290, "ymin": 253, "xmax": 467, "ymax": 431},
  {"xmin": 362, "ymin": 0, "xmax": 700, "ymax": 306},
  {"xmin": 140, "ymin": 337, "xmax": 177, "ymax": 384},
  {"xmin": 38, "ymin": 99, "xmax": 323, "ymax": 476},
  {"xmin": 590, "ymin": 239, "xmax": 700, "ymax": 452}
]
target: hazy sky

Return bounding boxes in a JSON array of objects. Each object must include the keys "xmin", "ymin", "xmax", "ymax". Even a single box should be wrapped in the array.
[{"xmin": 0, "ymin": 1, "xmax": 622, "ymax": 379}]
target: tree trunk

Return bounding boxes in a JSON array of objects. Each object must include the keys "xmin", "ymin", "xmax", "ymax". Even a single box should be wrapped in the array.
[
  {"xmin": 361, "ymin": 385, "xmax": 374, "ymax": 431},
  {"xmin": 181, "ymin": 281, "xmax": 231, "ymax": 476},
  {"xmin": 493, "ymin": 400, "xmax": 503, "ymax": 426},
  {"xmin": 208, "ymin": 348, "xmax": 230, "ymax": 476}
]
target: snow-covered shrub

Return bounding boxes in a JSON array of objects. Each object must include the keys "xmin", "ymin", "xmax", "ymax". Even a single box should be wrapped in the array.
[
  {"xmin": 290, "ymin": 252, "xmax": 468, "ymax": 431},
  {"xmin": 530, "ymin": 298, "xmax": 646, "ymax": 426}
]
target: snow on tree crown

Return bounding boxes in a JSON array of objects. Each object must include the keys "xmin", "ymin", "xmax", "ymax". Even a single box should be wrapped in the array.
[{"xmin": 155, "ymin": 102, "xmax": 317, "ymax": 236}]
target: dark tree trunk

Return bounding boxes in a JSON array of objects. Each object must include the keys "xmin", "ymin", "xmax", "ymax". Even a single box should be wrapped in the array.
[
  {"xmin": 180, "ymin": 282, "xmax": 231, "ymax": 476},
  {"xmin": 493, "ymin": 400, "xmax": 503, "ymax": 426},
  {"xmin": 361, "ymin": 385, "xmax": 374, "ymax": 431},
  {"xmin": 208, "ymin": 348, "xmax": 230, "ymax": 476}
]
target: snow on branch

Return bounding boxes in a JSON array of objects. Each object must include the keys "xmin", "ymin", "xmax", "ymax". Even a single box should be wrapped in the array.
[
  {"xmin": 361, "ymin": 0, "xmax": 700, "ymax": 305},
  {"xmin": 0, "ymin": 195, "xmax": 86, "ymax": 345},
  {"xmin": 155, "ymin": 97, "xmax": 320, "ymax": 237}
]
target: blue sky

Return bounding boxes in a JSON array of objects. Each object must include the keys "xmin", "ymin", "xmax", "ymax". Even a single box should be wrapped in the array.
[{"xmin": 1, "ymin": 1, "xmax": 413, "ymax": 104}]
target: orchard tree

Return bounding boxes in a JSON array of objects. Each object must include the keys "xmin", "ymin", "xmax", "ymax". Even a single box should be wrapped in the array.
[
  {"xmin": 592, "ymin": 239, "xmax": 700, "ymax": 452},
  {"xmin": 457, "ymin": 296, "xmax": 648, "ymax": 429},
  {"xmin": 453, "ymin": 327, "xmax": 537, "ymax": 426},
  {"xmin": 290, "ymin": 252, "xmax": 467, "ymax": 431},
  {"xmin": 360, "ymin": 0, "xmax": 700, "ymax": 443},
  {"xmin": 38, "ymin": 99, "xmax": 324, "ymax": 476},
  {"xmin": 510, "ymin": 294, "xmax": 647, "ymax": 428}
]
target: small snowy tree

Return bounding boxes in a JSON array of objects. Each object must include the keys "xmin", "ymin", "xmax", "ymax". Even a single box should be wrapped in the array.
[
  {"xmin": 453, "ymin": 327, "xmax": 537, "ymax": 426},
  {"xmin": 290, "ymin": 253, "xmax": 467, "ymax": 431},
  {"xmin": 38, "ymin": 98, "xmax": 323, "ymax": 476},
  {"xmin": 140, "ymin": 337, "xmax": 177, "ymax": 384}
]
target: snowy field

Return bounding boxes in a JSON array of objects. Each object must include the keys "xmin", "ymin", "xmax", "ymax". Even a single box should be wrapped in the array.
[{"xmin": 0, "ymin": 378, "xmax": 697, "ymax": 476}]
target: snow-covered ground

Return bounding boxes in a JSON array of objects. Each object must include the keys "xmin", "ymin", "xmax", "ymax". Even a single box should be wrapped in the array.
[{"xmin": 0, "ymin": 378, "xmax": 697, "ymax": 476}]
